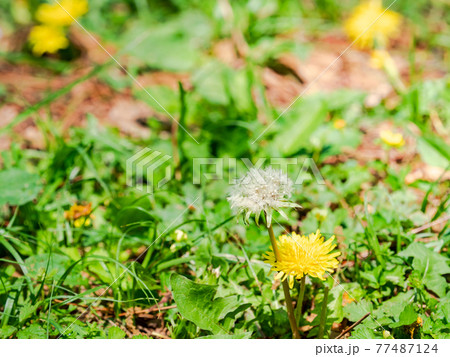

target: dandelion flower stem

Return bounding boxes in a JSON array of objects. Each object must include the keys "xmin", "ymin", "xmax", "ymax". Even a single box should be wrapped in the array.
[
  {"xmin": 267, "ymin": 223, "xmax": 300, "ymax": 339},
  {"xmin": 267, "ymin": 223, "xmax": 280, "ymax": 257},
  {"xmin": 318, "ymin": 286, "xmax": 329, "ymax": 339},
  {"xmin": 281, "ymin": 279, "xmax": 300, "ymax": 339},
  {"xmin": 295, "ymin": 276, "xmax": 306, "ymax": 325}
]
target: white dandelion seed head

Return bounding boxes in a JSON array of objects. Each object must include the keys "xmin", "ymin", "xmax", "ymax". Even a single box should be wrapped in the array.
[{"xmin": 227, "ymin": 167, "xmax": 300, "ymax": 227}]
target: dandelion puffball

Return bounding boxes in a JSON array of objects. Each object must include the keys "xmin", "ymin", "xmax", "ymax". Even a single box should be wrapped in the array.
[{"xmin": 227, "ymin": 167, "xmax": 300, "ymax": 227}]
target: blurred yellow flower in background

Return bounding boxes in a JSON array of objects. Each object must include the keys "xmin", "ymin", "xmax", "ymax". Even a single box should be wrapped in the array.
[
  {"xmin": 28, "ymin": 25, "xmax": 69, "ymax": 55},
  {"xmin": 74, "ymin": 217, "xmax": 91, "ymax": 227},
  {"xmin": 64, "ymin": 203, "xmax": 94, "ymax": 227},
  {"xmin": 380, "ymin": 129, "xmax": 405, "ymax": 147},
  {"xmin": 344, "ymin": 0, "xmax": 401, "ymax": 49},
  {"xmin": 29, "ymin": 0, "xmax": 89, "ymax": 56},
  {"xmin": 36, "ymin": 0, "xmax": 89, "ymax": 26},
  {"xmin": 333, "ymin": 119, "xmax": 346, "ymax": 130},
  {"xmin": 264, "ymin": 230, "xmax": 340, "ymax": 288}
]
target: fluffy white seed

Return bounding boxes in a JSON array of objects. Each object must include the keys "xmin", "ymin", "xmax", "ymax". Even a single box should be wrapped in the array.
[{"xmin": 227, "ymin": 167, "xmax": 300, "ymax": 227}]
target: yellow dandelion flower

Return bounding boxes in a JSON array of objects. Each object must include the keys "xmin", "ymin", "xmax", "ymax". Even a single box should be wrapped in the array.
[
  {"xmin": 333, "ymin": 119, "xmax": 346, "ymax": 130},
  {"xmin": 28, "ymin": 25, "xmax": 69, "ymax": 56},
  {"xmin": 380, "ymin": 129, "xmax": 404, "ymax": 147},
  {"xmin": 36, "ymin": 0, "xmax": 89, "ymax": 27},
  {"xmin": 264, "ymin": 230, "xmax": 340, "ymax": 288},
  {"xmin": 64, "ymin": 203, "xmax": 94, "ymax": 227},
  {"xmin": 344, "ymin": 0, "xmax": 401, "ymax": 49},
  {"xmin": 74, "ymin": 217, "xmax": 91, "ymax": 227}
]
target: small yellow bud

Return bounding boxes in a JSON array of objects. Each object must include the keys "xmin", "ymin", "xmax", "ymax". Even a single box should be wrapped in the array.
[
  {"xmin": 333, "ymin": 119, "xmax": 346, "ymax": 130},
  {"xmin": 380, "ymin": 129, "xmax": 405, "ymax": 148},
  {"xmin": 74, "ymin": 217, "xmax": 91, "ymax": 228}
]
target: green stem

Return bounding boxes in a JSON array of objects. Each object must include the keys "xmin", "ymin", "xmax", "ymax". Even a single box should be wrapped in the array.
[
  {"xmin": 318, "ymin": 286, "xmax": 329, "ymax": 339},
  {"xmin": 281, "ymin": 280, "xmax": 300, "ymax": 338},
  {"xmin": 267, "ymin": 224, "xmax": 300, "ymax": 339},
  {"xmin": 295, "ymin": 276, "xmax": 306, "ymax": 324}
]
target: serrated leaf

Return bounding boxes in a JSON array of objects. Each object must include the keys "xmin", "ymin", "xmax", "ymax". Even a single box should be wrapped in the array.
[
  {"xmin": 375, "ymin": 291, "xmax": 414, "ymax": 320},
  {"xmin": 19, "ymin": 302, "xmax": 38, "ymax": 324},
  {"xmin": 349, "ymin": 326, "xmax": 377, "ymax": 339},
  {"xmin": 343, "ymin": 300, "xmax": 373, "ymax": 322},
  {"xmin": 107, "ymin": 326, "xmax": 126, "ymax": 339},
  {"xmin": 0, "ymin": 325, "xmax": 17, "ymax": 338},
  {"xmin": 399, "ymin": 242, "xmax": 450, "ymax": 297},
  {"xmin": 16, "ymin": 324, "xmax": 46, "ymax": 339},
  {"xmin": 170, "ymin": 274, "xmax": 240, "ymax": 335},
  {"xmin": 390, "ymin": 304, "xmax": 417, "ymax": 328}
]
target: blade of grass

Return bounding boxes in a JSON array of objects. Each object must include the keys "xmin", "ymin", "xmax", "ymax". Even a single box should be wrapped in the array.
[
  {"xmin": 1, "ymin": 278, "xmax": 24, "ymax": 327},
  {"xmin": 0, "ymin": 235, "xmax": 34, "ymax": 295},
  {"xmin": 46, "ymin": 279, "xmax": 56, "ymax": 339}
]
